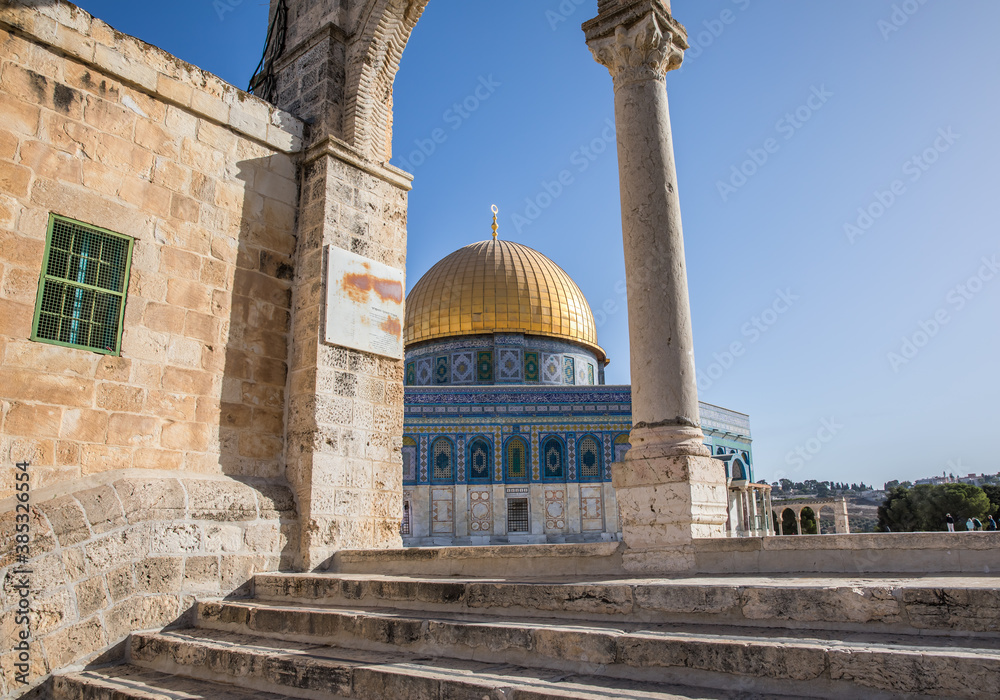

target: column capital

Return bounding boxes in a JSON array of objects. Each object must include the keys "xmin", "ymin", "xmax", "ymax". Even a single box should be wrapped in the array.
[{"xmin": 584, "ymin": 1, "xmax": 688, "ymax": 86}]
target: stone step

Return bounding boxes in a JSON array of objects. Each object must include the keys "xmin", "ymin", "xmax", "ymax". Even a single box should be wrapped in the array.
[
  {"xmin": 253, "ymin": 572, "xmax": 1000, "ymax": 637},
  {"xmin": 125, "ymin": 628, "xmax": 790, "ymax": 700},
  {"xmin": 194, "ymin": 598, "xmax": 1000, "ymax": 699},
  {"xmin": 52, "ymin": 666, "xmax": 290, "ymax": 700}
]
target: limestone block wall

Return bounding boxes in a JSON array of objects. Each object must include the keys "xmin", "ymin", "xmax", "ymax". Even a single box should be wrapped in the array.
[
  {"xmin": 0, "ymin": 475, "xmax": 297, "ymax": 696},
  {"xmin": 0, "ymin": 2, "xmax": 307, "ymax": 693},
  {"xmin": 0, "ymin": 0, "xmax": 304, "ymax": 499}
]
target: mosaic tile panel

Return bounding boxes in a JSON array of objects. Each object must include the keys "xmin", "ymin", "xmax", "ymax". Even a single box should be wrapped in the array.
[
  {"xmin": 457, "ymin": 435, "xmax": 467, "ymax": 483},
  {"xmin": 524, "ymin": 352, "xmax": 539, "ymax": 382},
  {"xmin": 541, "ymin": 354, "xmax": 562, "ymax": 384},
  {"xmin": 588, "ymin": 363, "xmax": 595, "ymax": 386},
  {"xmin": 531, "ymin": 428, "xmax": 540, "ymax": 481},
  {"xmin": 498, "ymin": 348, "xmax": 522, "ymax": 382},
  {"xmin": 576, "ymin": 360, "xmax": 589, "ymax": 386},
  {"xmin": 431, "ymin": 487, "xmax": 454, "ymax": 534},
  {"xmin": 435, "ymin": 356, "xmax": 449, "ymax": 384},
  {"xmin": 563, "ymin": 356, "xmax": 575, "ymax": 385},
  {"xmin": 452, "ymin": 351, "xmax": 475, "ymax": 384},
  {"xmin": 419, "ymin": 435, "xmax": 428, "ymax": 482},
  {"xmin": 567, "ymin": 434, "xmax": 576, "ymax": 481},
  {"xmin": 581, "ymin": 485, "xmax": 604, "ymax": 531},
  {"xmin": 477, "ymin": 351, "xmax": 493, "ymax": 382},
  {"xmin": 402, "ymin": 439, "xmax": 417, "ymax": 482},
  {"xmin": 494, "ymin": 427, "xmax": 503, "ymax": 481},
  {"xmin": 416, "ymin": 358, "xmax": 432, "ymax": 386},
  {"xmin": 604, "ymin": 435, "xmax": 614, "ymax": 480},
  {"xmin": 544, "ymin": 488, "xmax": 566, "ymax": 531},
  {"xmin": 468, "ymin": 437, "xmax": 491, "ymax": 481},
  {"xmin": 469, "ymin": 489, "xmax": 492, "ymax": 534},
  {"xmin": 406, "ymin": 362, "xmax": 415, "ymax": 386}
]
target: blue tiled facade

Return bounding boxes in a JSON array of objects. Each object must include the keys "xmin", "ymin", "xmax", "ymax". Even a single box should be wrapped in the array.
[{"xmin": 403, "ymin": 384, "xmax": 754, "ymax": 488}]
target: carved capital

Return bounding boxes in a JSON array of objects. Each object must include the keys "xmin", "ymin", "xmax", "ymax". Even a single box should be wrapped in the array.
[{"xmin": 586, "ymin": 11, "xmax": 685, "ymax": 87}]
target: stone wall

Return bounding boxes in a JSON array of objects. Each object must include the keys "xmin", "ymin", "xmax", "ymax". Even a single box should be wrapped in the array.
[
  {"xmin": 0, "ymin": 475, "xmax": 296, "ymax": 696},
  {"xmin": 0, "ymin": 0, "xmax": 303, "ymax": 498},
  {"xmin": 0, "ymin": 2, "xmax": 306, "ymax": 694}
]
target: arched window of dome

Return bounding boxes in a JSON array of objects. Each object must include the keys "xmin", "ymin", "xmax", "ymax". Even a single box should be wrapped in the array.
[
  {"xmin": 716, "ymin": 446, "xmax": 727, "ymax": 456},
  {"xmin": 431, "ymin": 437, "xmax": 455, "ymax": 483},
  {"xmin": 578, "ymin": 435, "xmax": 602, "ymax": 481},
  {"xmin": 468, "ymin": 437, "xmax": 492, "ymax": 483},
  {"xmin": 542, "ymin": 436, "xmax": 566, "ymax": 481},
  {"xmin": 731, "ymin": 458, "xmax": 746, "ymax": 481},
  {"xmin": 402, "ymin": 436, "xmax": 418, "ymax": 483},
  {"xmin": 613, "ymin": 433, "xmax": 630, "ymax": 463},
  {"xmin": 504, "ymin": 437, "xmax": 529, "ymax": 482}
]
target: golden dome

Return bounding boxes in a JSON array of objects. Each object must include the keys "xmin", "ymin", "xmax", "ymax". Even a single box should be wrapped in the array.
[{"xmin": 405, "ymin": 238, "xmax": 606, "ymax": 363}]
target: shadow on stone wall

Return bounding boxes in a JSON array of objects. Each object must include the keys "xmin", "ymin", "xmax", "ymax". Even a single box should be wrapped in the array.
[{"xmin": 213, "ymin": 156, "xmax": 298, "ymax": 570}]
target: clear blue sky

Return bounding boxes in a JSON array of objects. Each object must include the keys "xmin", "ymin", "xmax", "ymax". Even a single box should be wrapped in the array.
[{"xmin": 74, "ymin": 0, "xmax": 1000, "ymax": 489}]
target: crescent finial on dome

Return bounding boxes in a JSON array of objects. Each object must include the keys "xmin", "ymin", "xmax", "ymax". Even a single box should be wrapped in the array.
[{"xmin": 491, "ymin": 204, "xmax": 499, "ymax": 240}]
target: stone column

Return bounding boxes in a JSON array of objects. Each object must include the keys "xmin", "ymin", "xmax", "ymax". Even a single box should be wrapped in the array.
[{"xmin": 585, "ymin": 1, "xmax": 728, "ymax": 571}]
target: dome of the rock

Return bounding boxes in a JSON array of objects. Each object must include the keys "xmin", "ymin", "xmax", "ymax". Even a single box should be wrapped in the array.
[{"xmin": 404, "ymin": 238, "xmax": 606, "ymax": 363}]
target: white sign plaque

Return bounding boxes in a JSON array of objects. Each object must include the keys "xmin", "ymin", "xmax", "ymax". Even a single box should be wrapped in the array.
[{"xmin": 324, "ymin": 246, "xmax": 404, "ymax": 359}]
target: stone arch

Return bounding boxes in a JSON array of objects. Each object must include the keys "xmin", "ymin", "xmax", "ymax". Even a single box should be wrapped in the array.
[
  {"xmin": 345, "ymin": 0, "xmax": 429, "ymax": 162},
  {"xmin": 780, "ymin": 507, "xmax": 798, "ymax": 536}
]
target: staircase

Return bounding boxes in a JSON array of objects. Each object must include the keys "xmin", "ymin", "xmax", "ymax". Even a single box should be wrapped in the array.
[{"xmin": 49, "ymin": 565, "xmax": 1000, "ymax": 699}]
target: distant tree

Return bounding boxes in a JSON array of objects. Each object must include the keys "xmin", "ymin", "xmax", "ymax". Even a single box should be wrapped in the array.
[
  {"xmin": 877, "ymin": 485, "xmax": 917, "ymax": 532},
  {"xmin": 816, "ymin": 482, "xmax": 831, "ymax": 498},
  {"xmin": 779, "ymin": 478, "xmax": 793, "ymax": 492},
  {"xmin": 884, "ymin": 480, "xmax": 900, "ymax": 491},
  {"xmin": 981, "ymin": 485, "xmax": 1000, "ymax": 515},
  {"xmin": 800, "ymin": 507, "xmax": 818, "ymax": 535},
  {"xmin": 877, "ymin": 484, "xmax": 991, "ymax": 532}
]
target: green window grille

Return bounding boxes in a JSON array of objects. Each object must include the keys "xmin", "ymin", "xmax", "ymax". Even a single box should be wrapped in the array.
[{"xmin": 32, "ymin": 215, "xmax": 133, "ymax": 355}]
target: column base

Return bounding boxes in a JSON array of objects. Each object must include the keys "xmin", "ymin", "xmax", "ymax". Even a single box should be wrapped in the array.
[{"xmin": 613, "ymin": 426, "xmax": 729, "ymax": 573}]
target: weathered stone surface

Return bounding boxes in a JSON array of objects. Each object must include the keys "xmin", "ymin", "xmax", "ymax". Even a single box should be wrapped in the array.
[
  {"xmin": 184, "ymin": 479, "xmax": 258, "ymax": 521},
  {"xmin": 74, "ymin": 484, "xmax": 126, "ymax": 534},
  {"xmin": 740, "ymin": 585, "xmax": 903, "ymax": 625},
  {"xmin": 37, "ymin": 496, "xmax": 91, "ymax": 547}
]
